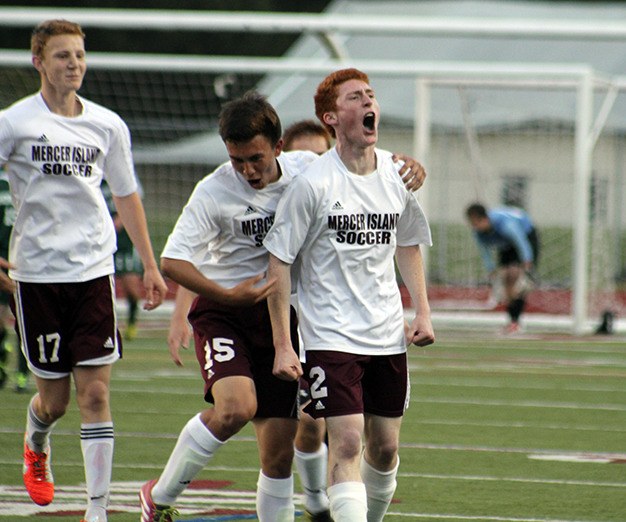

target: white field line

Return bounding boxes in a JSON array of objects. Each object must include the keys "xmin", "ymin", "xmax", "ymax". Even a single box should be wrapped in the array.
[
  {"xmin": 410, "ymin": 362, "xmax": 626, "ymax": 378},
  {"xmin": 398, "ymin": 472, "xmax": 626, "ymax": 488},
  {"xmin": 400, "ymin": 441, "xmax": 626, "ymax": 461},
  {"xmin": 424, "ymin": 341, "xmax": 626, "ymax": 354},
  {"xmin": 410, "ymin": 396, "xmax": 626, "ymax": 411},
  {"xmin": 411, "ymin": 376, "xmax": 626, "ymax": 393},
  {"xmin": 385, "ymin": 514, "xmax": 613, "ymax": 522},
  {"xmin": 415, "ymin": 418, "xmax": 626, "ymax": 433}
]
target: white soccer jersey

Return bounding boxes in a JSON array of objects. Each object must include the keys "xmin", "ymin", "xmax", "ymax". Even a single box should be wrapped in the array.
[
  {"xmin": 0, "ymin": 93, "xmax": 138, "ymax": 283},
  {"xmin": 264, "ymin": 147, "xmax": 432, "ymax": 356},
  {"xmin": 162, "ymin": 150, "xmax": 318, "ymax": 288}
]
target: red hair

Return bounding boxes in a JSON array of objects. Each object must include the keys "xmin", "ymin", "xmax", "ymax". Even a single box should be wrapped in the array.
[{"xmin": 314, "ymin": 68, "xmax": 370, "ymax": 138}]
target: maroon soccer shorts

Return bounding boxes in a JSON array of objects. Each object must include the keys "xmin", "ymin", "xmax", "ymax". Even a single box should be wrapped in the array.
[
  {"xmin": 188, "ymin": 296, "xmax": 300, "ymax": 419},
  {"xmin": 11, "ymin": 275, "xmax": 122, "ymax": 378},
  {"xmin": 302, "ymin": 350, "xmax": 409, "ymax": 419}
]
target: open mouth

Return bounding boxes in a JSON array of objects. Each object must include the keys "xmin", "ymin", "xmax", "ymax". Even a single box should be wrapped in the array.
[{"xmin": 363, "ymin": 112, "xmax": 376, "ymax": 131}]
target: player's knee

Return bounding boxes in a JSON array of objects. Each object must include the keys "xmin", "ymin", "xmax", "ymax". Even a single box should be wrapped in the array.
[
  {"xmin": 367, "ymin": 438, "xmax": 399, "ymax": 469},
  {"xmin": 40, "ymin": 400, "xmax": 69, "ymax": 421},
  {"xmin": 216, "ymin": 401, "xmax": 256, "ymax": 433},
  {"xmin": 76, "ymin": 380, "xmax": 110, "ymax": 415}
]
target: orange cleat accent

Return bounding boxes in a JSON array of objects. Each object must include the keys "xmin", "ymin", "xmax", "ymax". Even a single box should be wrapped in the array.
[{"xmin": 23, "ymin": 435, "xmax": 54, "ymax": 506}]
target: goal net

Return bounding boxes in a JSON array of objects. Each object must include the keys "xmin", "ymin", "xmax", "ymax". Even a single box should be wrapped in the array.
[
  {"xmin": 0, "ymin": 63, "xmax": 261, "ymax": 259},
  {"xmin": 1, "ymin": 56, "xmax": 624, "ymax": 333},
  {"xmin": 415, "ymin": 80, "xmax": 625, "ymax": 331}
]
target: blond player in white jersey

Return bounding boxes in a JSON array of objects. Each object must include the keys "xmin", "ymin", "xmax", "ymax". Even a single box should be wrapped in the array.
[
  {"xmin": 0, "ymin": 19, "xmax": 167, "ymax": 522},
  {"xmin": 265, "ymin": 68, "xmax": 435, "ymax": 522}
]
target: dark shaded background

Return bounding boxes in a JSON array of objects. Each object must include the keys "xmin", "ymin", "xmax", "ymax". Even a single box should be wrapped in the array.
[{"xmin": 0, "ymin": 1, "xmax": 332, "ymax": 55}]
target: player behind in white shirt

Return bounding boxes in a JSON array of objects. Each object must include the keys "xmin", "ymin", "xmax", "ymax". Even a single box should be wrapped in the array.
[
  {"xmin": 265, "ymin": 68, "xmax": 435, "ymax": 522},
  {"xmin": 0, "ymin": 19, "xmax": 167, "ymax": 522}
]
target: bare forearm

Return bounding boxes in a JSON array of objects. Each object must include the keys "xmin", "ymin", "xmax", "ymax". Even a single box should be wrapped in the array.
[
  {"xmin": 161, "ymin": 257, "xmax": 226, "ymax": 301},
  {"xmin": 266, "ymin": 254, "xmax": 293, "ymax": 348},
  {"xmin": 266, "ymin": 254, "xmax": 302, "ymax": 381},
  {"xmin": 112, "ymin": 193, "xmax": 158, "ymax": 271},
  {"xmin": 396, "ymin": 245, "xmax": 435, "ymax": 346},
  {"xmin": 396, "ymin": 245, "xmax": 430, "ymax": 314}
]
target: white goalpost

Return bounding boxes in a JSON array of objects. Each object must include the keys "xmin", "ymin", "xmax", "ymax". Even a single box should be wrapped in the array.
[
  {"xmin": 1, "ymin": 7, "xmax": 625, "ymax": 334},
  {"xmin": 412, "ymin": 72, "xmax": 617, "ymax": 335}
]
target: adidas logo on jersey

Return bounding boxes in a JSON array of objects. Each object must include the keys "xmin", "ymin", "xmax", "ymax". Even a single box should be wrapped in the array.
[
  {"xmin": 37, "ymin": 134, "xmax": 49, "ymax": 143},
  {"xmin": 315, "ymin": 401, "xmax": 326, "ymax": 410},
  {"xmin": 103, "ymin": 337, "xmax": 115, "ymax": 349},
  {"xmin": 244, "ymin": 206, "xmax": 256, "ymax": 215},
  {"xmin": 331, "ymin": 201, "xmax": 343, "ymax": 210}
]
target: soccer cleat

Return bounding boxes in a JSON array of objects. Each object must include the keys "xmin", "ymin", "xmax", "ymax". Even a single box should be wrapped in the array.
[
  {"xmin": 140, "ymin": 479, "xmax": 179, "ymax": 522},
  {"xmin": 15, "ymin": 372, "xmax": 28, "ymax": 393},
  {"xmin": 304, "ymin": 509, "xmax": 334, "ymax": 522},
  {"xmin": 23, "ymin": 436, "xmax": 54, "ymax": 506},
  {"xmin": 501, "ymin": 322, "xmax": 521, "ymax": 335},
  {"xmin": 125, "ymin": 324, "xmax": 138, "ymax": 341}
]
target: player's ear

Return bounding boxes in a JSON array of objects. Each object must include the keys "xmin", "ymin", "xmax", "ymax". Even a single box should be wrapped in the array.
[
  {"xmin": 274, "ymin": 138, "xmax": 284, "ymax": 156},
  {"xmin": 32, "ymin": 55, "xmax": 43, "ymax": 72},
  {"xmin": 323, "ymin": 112, "xmax": 337, "ymax": 126}
]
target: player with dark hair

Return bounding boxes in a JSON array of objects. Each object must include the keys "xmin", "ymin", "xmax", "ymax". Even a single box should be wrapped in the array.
[
  {"xmin": 0, "ymin": 19, "xmax": 167, "ymax": 522},
  {"xmin": 146, "ymin": 91, "xmax": 315, "ymax": 522},
  {"xmin": 466, "ymin": 202, "xmax": 540, "ymax": 333},
  {"xmin": 265, "ymin": 68, "xmax": 435, "ymax": 521}
]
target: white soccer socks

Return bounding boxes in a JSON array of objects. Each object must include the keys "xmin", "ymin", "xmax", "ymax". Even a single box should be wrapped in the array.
[
  {"xmin": 151, "ymin": 413, "xmax": 224, "ymax": 506},
  {"xmin": 26, "ymin": 395, "xmax": 56, "ymax": 452},
  {"xmin": 81, "ymin": 422, "xmax": 114, "ymax": 513},
  {"xmin": 256, "ymin": 471, "xmax": 295, "ymax": 521},
  {"xmin": 360, "ymin": 456, "xmax": 399, "ymax": 522},
  {"xmin": 328, "ymin": 481, "xmax": 368, "ymax": 521},
  {"xmin": 294, "ymin": 443, "xmax": 330, "ymax": 514}
]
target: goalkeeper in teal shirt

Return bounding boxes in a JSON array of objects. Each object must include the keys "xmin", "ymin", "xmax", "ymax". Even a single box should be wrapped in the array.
[{"xmin": 466, "ymin": 203, "xmax": 540, "ymax": 334}]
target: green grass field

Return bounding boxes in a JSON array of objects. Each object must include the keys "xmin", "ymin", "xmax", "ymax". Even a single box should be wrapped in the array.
[{"xmin": 1, "ymin": 324, "xmax": 625, "ymax": 521}]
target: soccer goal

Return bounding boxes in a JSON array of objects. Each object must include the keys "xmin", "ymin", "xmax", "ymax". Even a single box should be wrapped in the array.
[{"xmin": 412, "ymin": 74, "xmax": 626, "ymax": 334}]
